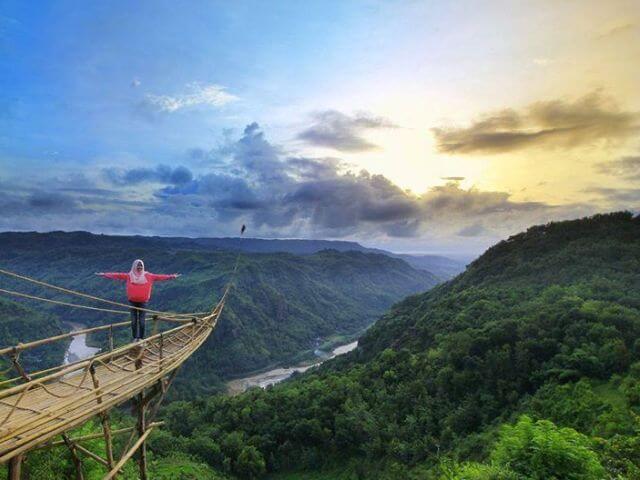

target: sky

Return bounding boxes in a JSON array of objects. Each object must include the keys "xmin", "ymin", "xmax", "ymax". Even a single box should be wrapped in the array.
[{"xmin": 0, "ymin": 0, "xmax": 639, "ymax": 255}]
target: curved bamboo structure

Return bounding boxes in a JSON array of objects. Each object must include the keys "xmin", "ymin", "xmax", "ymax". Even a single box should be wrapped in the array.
[{"xmin": 0, "ymin": 286, "xmax": 230, "ymax": 479}]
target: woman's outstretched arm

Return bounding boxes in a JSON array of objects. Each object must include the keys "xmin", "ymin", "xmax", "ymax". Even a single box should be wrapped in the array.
[
  {"xmin": 147, "ymin": 273, "xmax": 180, "ymax": 282},
  {"xmin": 95, "ymin": 272, "xmax": 129, "ymax": 280}
]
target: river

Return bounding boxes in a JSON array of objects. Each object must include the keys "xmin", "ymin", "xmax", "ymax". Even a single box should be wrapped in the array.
[
  {"xmin": 63, "ymin": 322, "xmax": 100, "ymax": 364},
  {"xmin": 226, "ymin": 340, "xmax": 358, "ymax": 395},
  {"xmin": 62, "ymin": 324, "xmax": 358, "ymax": 394}
]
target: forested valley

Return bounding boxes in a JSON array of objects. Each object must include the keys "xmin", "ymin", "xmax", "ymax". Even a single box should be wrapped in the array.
[
  {"xmin": 0, "ymin": 232, "xmax": 439, "ymax": 397},
  {"xmin": 2, "ymin": 212, "xmax": 640, "ymax": 479}
]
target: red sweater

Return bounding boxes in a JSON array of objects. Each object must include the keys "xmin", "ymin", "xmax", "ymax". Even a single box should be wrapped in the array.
[{"xmin": 102, "ymin": 272, "xmax": 176, "ymax": 302}]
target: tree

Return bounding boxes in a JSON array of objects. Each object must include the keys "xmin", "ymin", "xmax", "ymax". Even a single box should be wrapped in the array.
[
  {"xmin": 235, "ymin": 446, "xmax": 266, "ymax": 479},
  {"xmin": 440, "ymin": 462, "xmax": 520, "ymax": 480},
  {"xmin": 491, "ymin": 416, "xmax": 605, "ymax": 480}
]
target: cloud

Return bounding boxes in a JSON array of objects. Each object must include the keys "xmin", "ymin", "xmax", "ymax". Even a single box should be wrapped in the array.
[
  {"xmin": 282, "ymin": 170, "xmax": 421, "ymax": 233},
  {"xmin": 28, "ymin": 192, "xmax": 77, "ymax": 211},
  {"xmin": 141, "ymin": 83, "xmax": 238, "ymax": 113},
  {"xmin": 597, "ymin": 23, "xmax": 636, "ymax": 39},
  {"xmin": 286, "ymin": 156, "xmax": 343, "ymax": 179},
  {"xmin": 1, "ymin": 124, "xmax": 594, "ymax": 250},
  {"xmin": 584, "ymin": 186, "xmax": 640, "ymax": 204},
  {"xmin": 103, "ymin": 165, "xmax": 193, "ymax": 186},
  {"xmin": 595, "ymin": 155, "xmax": 640, "ymax": 181},
  {"xmin": 0, "ymin": 190, "xmax": 82, "ymax": 216},
  {"xmin": 432, "ymin": 91, "xmax": 639, "ymax": 154},
  {"xmin": 457, "ymin": 223, "xmax": 488, "ymax": 237},
  {"xmin": 152, "ymin": 125, "xmax": 562, "ymax": 238},
  {"xmin": 441, "ymin": 176, "xmax": 465, "ymax": 182},
  {"xmin": 297, "ymin": 110, "xmax": 397, "ymax": 152},
  {"xmin": 188, "ymin": 148, "xmax": 207, "ymax": 160},
  {"xmin": 231, "ymin": 122, "xmax": 290, "ymax": 183},
  {"xmin": 421, "ymin": 182, "xmax": 547, "ymax": 217}
]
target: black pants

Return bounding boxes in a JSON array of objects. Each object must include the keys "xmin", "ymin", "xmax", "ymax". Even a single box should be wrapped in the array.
[{"xmin": 129, "ymin": 301, "xmax": 147, "ymax": 339}]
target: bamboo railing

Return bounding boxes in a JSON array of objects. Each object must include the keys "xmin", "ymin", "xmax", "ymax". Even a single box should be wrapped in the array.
[{"xmin": 0, "ymin": 284, "xmax": 231, "ymax": 479}]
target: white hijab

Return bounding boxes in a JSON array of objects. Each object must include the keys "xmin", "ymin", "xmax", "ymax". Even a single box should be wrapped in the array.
[{"xmin": 129, "ymin": 259, "xmax": 148, "ymax": 284}]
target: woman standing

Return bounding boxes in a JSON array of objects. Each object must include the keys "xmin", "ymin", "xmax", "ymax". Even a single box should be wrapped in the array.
[{"xmin": 96, "ymin": 260, "xmax": 180, "ymax": 341}]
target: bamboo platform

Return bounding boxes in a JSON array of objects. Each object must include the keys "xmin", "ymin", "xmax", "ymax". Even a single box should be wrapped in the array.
[{"xmin": 0, "ymin": 289, "xmax": 228, "ymax": 479}]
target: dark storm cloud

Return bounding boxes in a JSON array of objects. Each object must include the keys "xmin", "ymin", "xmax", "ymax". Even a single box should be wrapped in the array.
[
  {"xmin": 103, "ymin": 165, "xmax": 193, "ymax": 186},
  {"xmin": 297, "ymin": 110, "xmax": 397, "ymax": 152},
  {"xmin": 595, "ymin": 155, "xmax": 640, "ymax": 181},
  {"xmin": 433, "ymin": 91, "xmax": 639, "ymax": 154}
]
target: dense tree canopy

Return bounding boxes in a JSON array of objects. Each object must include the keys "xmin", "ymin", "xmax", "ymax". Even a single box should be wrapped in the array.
[{"xmin": 149, "ymin": 212, "xmax": 640, "ymax": 478}]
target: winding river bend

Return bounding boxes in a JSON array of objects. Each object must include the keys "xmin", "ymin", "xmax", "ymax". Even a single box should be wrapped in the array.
[
  {"xmin": 227, "ymin": 341, "xmax": 358, "ymax": 395},
  {"xmin": 63, "ymin": 322, "xmax": 100, "ymax": 364},
  {"xmin": 63, "ymin": 323, "xmax": 358, "ymax": 395}
]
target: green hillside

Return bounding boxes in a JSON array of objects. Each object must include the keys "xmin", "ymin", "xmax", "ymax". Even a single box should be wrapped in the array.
[
  {"xmin": 0, "ymin": 232, "xmax": 437, "ymax": 396},
  {"xmin": 149, "ymin": 212, "xmax": 640, "ymax": 479},
  {"xmin": 0, "ymin": 298, "xmax": 65, "ymax": 374}
]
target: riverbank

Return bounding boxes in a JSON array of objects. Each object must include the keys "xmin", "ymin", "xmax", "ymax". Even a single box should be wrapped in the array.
[
  {"xmin": 63, "ymin": 322, "xmax": 100, "ymax": 364},
  {"xmin": 226, "ymin": 340, "xmax": 358, "ymax": 395}
]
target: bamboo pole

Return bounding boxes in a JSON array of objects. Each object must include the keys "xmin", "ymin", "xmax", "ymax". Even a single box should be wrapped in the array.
[
  {"xmin": 73, "ymin": 443, "xmax": 111, "ymax": 469},
  {"xmin": 102, "ymin": 427, "xmax": 154, "ymax": 480},
  {"xmin": 62, "ymin": 433, "xmax": 85, "ymax": 480},
  {"xmin": 0, "ymin": 322, "xmax": 130, "ymax": 356},
  {"xmin": 33, "ymin": 422, "xmax": 163, "ymax": 449},
  {"xmin": 134, "ymin": 349, "xmax": 148, "ymax": 480},
  {"xmin": 89, "ymin": 365, "xmax": 114, "ymax": 470},
  {"xmin": 7, "ymin": 453, "xmax": 22, "ymax": 480},
  {"xmin": 0, "ymin": 314, "xmax": 191, "ymax": 358},
  {"xmin": 108, "ymin": 325, "xmax": 114, "ymax": 354},
  {"xmin": 158, "ymin": 333, "xmax": 164, "ymax": 373}
]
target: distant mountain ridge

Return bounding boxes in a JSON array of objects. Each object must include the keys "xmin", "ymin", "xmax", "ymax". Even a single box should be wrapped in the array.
[{"xmin": 0, "ymin": 231, "xmax": 467, "ymax": 279}]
